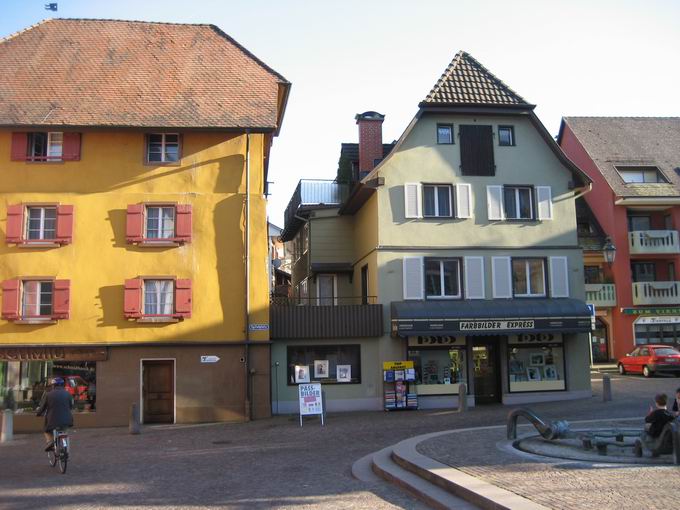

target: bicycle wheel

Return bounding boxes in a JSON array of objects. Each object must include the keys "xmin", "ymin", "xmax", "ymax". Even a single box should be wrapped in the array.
[
  {"xmin": 47, "ymin": 448, "xmax": 57, "ymax": 467},
  {"xmin": 58, "ymin": 450, "xmax": 68, "ymax": 474}
]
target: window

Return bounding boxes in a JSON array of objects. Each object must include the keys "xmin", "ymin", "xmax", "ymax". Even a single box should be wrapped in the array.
[
  {"xmin": 297, "ymin": 278, "xmax": 309, "ymax": 305},
  {"xmin": 498, "ymin": 126, "xmax": 515, "ymax": 146},
  {"xmin": 616, "ymin": 166, "xmax": 668, "ymax": 184},
  {"xmin": 437, "ymin": 124, "xmax": 453, "ymax": 144},
  {"xmin": 22, "ymin": 280, "xmax": 53, "ymax": 317},
  {"xmin": 508, "ymin": 342, "xmax": 566, "ymax": 392},
  {"xmin": 26, "ymin": 207, "xmax": 57, "ymax": 240},
  {"xmin": 145, "ymin": 206, "xmax": 175, "ymax": 239},
  {"xmin": 143, "ymin": 280, "xmax": 174, "ymax": 316},
  {"xmin": 631, "ymin": 262, "xmax": 656, "ymax": 282},
  {"xmin": 408, "ymin": 345, "xmax": 467, "ymax": 395},
  {"xmin": 423, "ymin": 184, "xmax": 452, "ymax": 217},
  {"xmin": 584, "ymin": 266, "xmax": 604, "ymax": 284},
  {"xmin": 628, "ymin": 215, "xmax": 651, "ymax": 231},
  {"xmin": 512, "ymin": 258, "xmax": 546, "ymax": 297},
  {"xmin": 425, "ymin": 259, "xmax": 461, "ymax": 299},
  {"xmin": 146, "ymin": 134, "xmax": 180, "ymax": 163},
  {"xmin": 317, "ymin": 274, "xmax": 336, "ymax": 305},
  {"xmin": 28, "ymin": 132, "xmax": 63, "ymax": 161},
  {"xmin": 504, "ymin": 186, "xmax": 533, "ymax": 220},
  {"xmin": 361, "ymin": 265, "xmax": 369, "ymax": 305},
  {"xmin": 287, "ymin": 344, "xmax": 361, "ymax": 384}
]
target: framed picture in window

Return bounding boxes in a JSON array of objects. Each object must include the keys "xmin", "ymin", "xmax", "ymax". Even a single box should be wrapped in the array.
[
  {"xmin": 529, "ymin": 353, "xmax": 545, "ymax": 366},
  {"xmin": 527, "ymin": 366, "xmax": 542, "ymax": 381},
  {"xmin": 314, "ymin": 360, "xmax": 329, "ymax": 378},
  {"xmin": 543, "ymin": 364, "xmax": 558, "ymax": 380},
  {"xmin": 337, "ymin": 365, "xmax": 351, "ymax": 382},
  {"xmin": 295, "ymin": 365, "xmax": 310, "ymax": 383}
]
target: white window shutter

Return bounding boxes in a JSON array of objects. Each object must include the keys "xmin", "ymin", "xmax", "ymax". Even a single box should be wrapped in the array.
[
  {"xmin": 492, "ymin": 257, "xmax": 512, "ymax": 298},
  {"xmin": 486, "ymin": 185, "xmax": 504, "ymax": 221},
  {"xmin": 404, "ymin": 183, "xmax": 422, "ymax": 219},
  {"xmin": 536, "ymin": 186, "xmax": 553, "ymax": 220},
  {"xmin": 403, "ymin": 257, "xmax": 424, "ymax": 300},
  {"xmin": 549, "ymin": 257, "xmax": 569, "ymax": 298},
  {"xmin": 464, "ymin": 256, "xmax": 485, "ymax": 299},
  {"xmin": 455, "ymin": 183, "xmax": 472, "ymax": 219}
]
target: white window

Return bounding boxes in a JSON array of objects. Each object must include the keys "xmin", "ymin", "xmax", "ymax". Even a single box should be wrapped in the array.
[
  {"xmin": 28, "ymin": 132, "xmax": 63, "ymax": 161},
  {"xmin": 425, "ymin": 259, "xmax": 461, "ymax": 299},
  {"xmin": 47, "ymin": 132, "xmax": 63, "ymax": 159},
  {"xmin": 504, "ymin": 186, "xmax": 533, "ymax": 220},
  {"xmin": 26, "ymin": 206, "xmax": 57, "ymax": 240},
  {"xmin": 147, "ymin": 134, "xmax": 180, "ymax": 163},
  {"xmin": 498, "ymin": 126, "xmax": 515, "ymax": 146},
  {"xmin": 143, "ymin": 280, "xmax": 174, "ymax": 315},
  {"xmin": 437, "ymin": 124, "xmax": 453, "ymax": 144},
  {"xmin": 22, "ymin": 280, "xmax": 53, "ymax": 317},
  {"xmin": 512, "ymin": 259, "xmax": 546, "ymax": 297},
  {"xmin": 423, "ymin": 185, "xmax": 453, "ymax": 218},
  {"xmin": 145, "ymin": 206, "xmax": 175, "ymax": 239}
]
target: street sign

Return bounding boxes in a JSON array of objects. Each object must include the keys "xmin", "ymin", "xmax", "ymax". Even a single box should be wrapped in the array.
[
  {"xmin": 249, "ymin": 323, "xmax": 269, "ymax": 331},
  {"xmin": 200, "ymin": 355, "xmax": 220, "ymax": 363},
  {"xmin": 587, "ymin": 304, "xmax": 596, "ymax": 330},
  {"xmin": 298, "ymin": 382, "xmax": 324, "ymax": 427}
]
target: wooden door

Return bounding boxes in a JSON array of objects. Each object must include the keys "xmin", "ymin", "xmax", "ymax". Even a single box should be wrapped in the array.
[{"xmin": 142, "ymin": 360, "xmax": 174, "ymax": 424}]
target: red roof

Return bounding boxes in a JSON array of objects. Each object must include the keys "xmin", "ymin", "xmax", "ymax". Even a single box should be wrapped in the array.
[{"xmin": 0, "ymin": 19, "xmax": 289, "ymax": 130}]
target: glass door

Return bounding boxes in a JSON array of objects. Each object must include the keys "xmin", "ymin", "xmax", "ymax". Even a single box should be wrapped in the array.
[{"xmin": 471, "ymin": 338, "xmax": 501, "ymax": 403}]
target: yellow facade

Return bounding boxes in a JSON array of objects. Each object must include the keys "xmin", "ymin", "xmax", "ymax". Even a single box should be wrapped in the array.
[{"xmin": 0, "ymin": 130, "xmax": 270, "ymax": 345}]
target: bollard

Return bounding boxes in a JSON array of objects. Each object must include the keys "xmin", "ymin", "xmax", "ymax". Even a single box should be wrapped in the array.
[
  {"xmin": 1, "ymin": 409, "xmax": 13, "ymax": 443},
  {"xmin": 458, "ymin": 383, "xmax": 468, "ymax": 412},
  {"xmin": 602, "ymin": 374, "xmax": 612, "ymax": 402},
  {"xmin": 129, "ymin": 403, "xmax": 141, "ymax": 435}
]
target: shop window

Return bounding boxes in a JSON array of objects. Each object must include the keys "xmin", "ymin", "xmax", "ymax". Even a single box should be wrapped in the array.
[
  {"xmin": 287, "ymin": 344, "xmax": 360, "ymax": 385},
  {"xmin": 408, "ymin": 346, "xmax": 467, "ymax": 395},
  {"xmin": 635, "ymin": 320, "xmax": 680, "ymax": 346},
  {"xmin": 512, "ymin": 258, "xmax": 546, "ymax": 297},
  {"xmin": 508, "ymin": 343, "xmax": 565, "ymax": 392},
  {"xmin": 0, "ymin": 360, "xmax": 96, "ymax": 413}
]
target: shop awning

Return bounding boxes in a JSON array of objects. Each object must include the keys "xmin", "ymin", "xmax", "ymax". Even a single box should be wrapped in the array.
[{"xmin": 391, "ymin": 299, "xmax": 592, "ymax": 337}]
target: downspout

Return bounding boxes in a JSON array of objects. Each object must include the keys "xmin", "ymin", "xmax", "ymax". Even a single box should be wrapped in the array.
[
  {"xmin": 244, "ymin": 130, "xmax": 252, "ymax": 422},
  {"xmin": 572, "ymin": 182, "xmax": 592, "ymax": 200}
]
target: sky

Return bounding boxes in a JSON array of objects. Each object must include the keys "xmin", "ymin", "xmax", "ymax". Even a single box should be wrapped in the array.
[{"xmin": 2, "ymin": 0, "xmax": 680, "ymax": 226}]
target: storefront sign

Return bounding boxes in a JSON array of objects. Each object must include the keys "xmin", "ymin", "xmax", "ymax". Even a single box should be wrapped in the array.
[
  {"xmin": 298, "ymin": 383, "xmax": 324, "ymax": 426},
  {"xmin": 510, "ymin": 333, "xmax": 563, "ymax": 345},
  {"xmin": 382, "ymin": 360, "xmax": 414, "ymax": 370},
  {"xmin": 460, "ymin": 320, "xmax": 534, "ymax": 331},
  {"xmin": 0, "ymin": 347, "xmax": 108, "ymax": 362},
  {"xmin": 634, "ymin": 316, "xmax": 680, "ymax": 325},
  {"xmin": 200, "ymin": 355, "xmax": 220, "ymax": 363},
  {"xmin": 622, "ymin": 308, "xmax": 680, "ymax": 316},
  {"xmin": 408, "ymin": 336, "xmax": 465, "ymax": 347},
  {"xmin": 393, "ymin": 317, "xmax": 591, "ymax": 335}
]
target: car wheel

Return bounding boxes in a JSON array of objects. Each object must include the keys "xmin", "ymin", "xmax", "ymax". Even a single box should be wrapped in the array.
[
  {"xmin": 618, "ymin": 364, "xmax": 626, "ymax": 375},
  {"xmin": 643, "ymin": 365, "xmax": 653, "ymax": 378}
]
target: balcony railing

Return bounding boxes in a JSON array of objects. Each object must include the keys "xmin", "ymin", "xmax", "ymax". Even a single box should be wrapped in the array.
[
  {"xmin": 283, "ymin": 180, "xmax": 349, "ymax": 235},
  {"xmin": 585, "ymin": 283, "xmax": 616, "ymax": 307},
  {"xmin": 629, "ymin": 230, "xmax": 680, "ymax": 254},
  {"xmin": 632, "ymin": 281, "xmax": 680, "ymax": 305}
]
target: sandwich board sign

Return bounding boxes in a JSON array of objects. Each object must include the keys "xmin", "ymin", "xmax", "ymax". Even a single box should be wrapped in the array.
[{"xmin": 298, "ymin": 382, "xmax": 324, "ymax": 427}]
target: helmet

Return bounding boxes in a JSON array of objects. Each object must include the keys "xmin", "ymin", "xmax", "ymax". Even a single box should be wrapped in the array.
[{"xmin": 50, "ymin": 377, "xmax": 65, "ymax": 387}]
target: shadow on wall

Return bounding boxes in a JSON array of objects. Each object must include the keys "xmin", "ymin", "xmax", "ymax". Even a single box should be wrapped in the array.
[{"xmin": 95, "ymin": 285, "xmax": 176, "ymax": 329}]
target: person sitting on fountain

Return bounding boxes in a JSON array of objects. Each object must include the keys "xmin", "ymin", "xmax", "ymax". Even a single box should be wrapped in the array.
[
  {"xmin": 670, "ymin": 388, "xmax": 680, "ymax": 418},
  {"xmin": 645, "ymin": 393, "xmax": 675, "ymax": 438}
]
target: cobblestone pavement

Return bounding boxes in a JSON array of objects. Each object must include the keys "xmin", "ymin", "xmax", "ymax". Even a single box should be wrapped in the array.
[{"xmin": 0, "ymin": 373, "xmax": 677, "ymax": 509}]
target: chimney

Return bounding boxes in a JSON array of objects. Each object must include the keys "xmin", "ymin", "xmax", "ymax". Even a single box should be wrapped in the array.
[{"xmin": 355, "ymin": 111, "xmax": 385, "ymax": 176}]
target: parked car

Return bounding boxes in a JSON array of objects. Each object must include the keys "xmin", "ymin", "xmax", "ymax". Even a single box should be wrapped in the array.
[
  {"xmin": 32, "ymin": 375, "xmax": 91, "ymax": 405},
  {"xmin": 618, "ymin": 345, "xmax": 680, "ymax": 377}
]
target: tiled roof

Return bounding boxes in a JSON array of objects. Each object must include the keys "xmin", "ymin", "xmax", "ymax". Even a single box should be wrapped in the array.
[
  {"xmin": 422, "ymin": 51, "xmax": 531, "ymax": 107},
  {"xmin": 562, "ymin": 117, "xmax": 680, "ymax": 198},
  {"xmin": 0, "ymin": 19, "xmax": 289, "ymax": 129},
  {"xmin": 339, "ymin": 142, "xmax": 396, "ymax": 164}
]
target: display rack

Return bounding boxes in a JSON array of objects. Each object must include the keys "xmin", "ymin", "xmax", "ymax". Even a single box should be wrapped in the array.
[{"xmin": 383, "ymin": 361, "xmax": 418, "ymax": 411}]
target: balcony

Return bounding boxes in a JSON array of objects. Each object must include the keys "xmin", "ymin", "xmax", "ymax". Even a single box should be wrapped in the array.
[
  {"xmin": 632, "ymin": 281, "xmax": 680, "ymax": 306},
  {"xmin": 270, "ymin": 297, "xmax": 383, "ymax": 339},
  {"xmin": 585, "ymin": 283, "xmax": 616, "ymax": 307},
  {"xmin": 629, "ymin": 230, "xmax": 680, "ymax": 255},
  {"xmin": 282, "ymin": 180, "xmax": 349, "ymax": 240}
]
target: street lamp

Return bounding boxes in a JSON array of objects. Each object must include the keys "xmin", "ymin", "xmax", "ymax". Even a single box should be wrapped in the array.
[{"xmin": 603, "ymin": 236, "xmax": 616, "ymax": 266}]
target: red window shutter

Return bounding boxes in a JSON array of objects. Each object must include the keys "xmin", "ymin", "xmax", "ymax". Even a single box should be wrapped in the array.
[
  {"xmin": 52, "ymin": 280, "xmax": 71, "ymax": 319},
  {"xmin": 124, "ymin": 278, "xmax": 143, "ymax": 319},
  {"xmin": 126, "ymin": 204, "xmax": 144, "ymax": 243},
  {"xmin": 1, "ymin": 279, "xmax": 21, "ymax": 320},
  {"xmin": 175, "ymin": 204, "xmax": 192, "ymax": 243},
  {"xmin": 6, "ymin": 204, "xmax": 24, "ymax": 244},
  {"xmin": 174, "ymin": 279, "xmax": 192, "ymax": 318},
  {"xmin": 56, "ymin": 205, "xmax": 74, "ymax": 244},
  {"xmin": 62, "ymin": 133, "xmax": 81, "ymax": 161},
  {"xmin": 10, "ymin": 133, "xmax": 28, "ymax": 161}
]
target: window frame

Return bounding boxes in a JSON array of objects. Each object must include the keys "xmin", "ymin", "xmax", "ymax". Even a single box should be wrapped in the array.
[
  {"xmin": 316, "ymin": 274, "xmax": 338, "ymax": 306},
  {"xmin": 436, "ymin": 124, "xmax": 454, "ymax": 145},
  {"xmin": 424, "ymin": 258, "xmax": 463, "ymax": 300},
  {"xmin": 498, "ymin": 126, "xmax": 515, "ymax": 147},
  {"xmin": 144, "ymin": 205, "xmax": 176, "ymax": 240},
  {"xmin": 25, "ymin": 206, "xmax": 57, "ymax": 241},
  {"xmin": 286, "ymin": 344, "xmax": 362, "ymax": 385},
  {"xmin": 142, "ymin": 279, "xmax": 175, "ymax": 317},
  {"xmin": 21, "ymin": 279, "xmax": 54, "ymax": 318},
  {"xmin": 616, "ymin": 166, "xmax": 669, "ymax": 184},
  {"xmin": 422, "ymin": 184, "xmax": 454, "ymax": 218},
  {"xmin": 511, "ymin": 257, "xmax": 547, "ymax": 298},
  {"xmin": 27, "ymin": 131, "xmax": 64, "ymax": 162},
  {"xmin": 145, "ymin": 133, "xmax": 181, "ymax": 164},
  {"xmin": 503, "ymin": 185, "xmax": 535, "ymax": 220}
]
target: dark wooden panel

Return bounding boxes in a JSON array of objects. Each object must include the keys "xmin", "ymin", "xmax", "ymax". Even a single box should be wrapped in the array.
[
  {"xmin": 270, "ymin": 304, "xmax": 383, "ymax": 339},
  {"xmin": 143, "ymin": 360, "xmax": 174, "ymax": 424},
  {"xmin": 460, "ymin": 125, "xmax": 495, "ymax": 176}
]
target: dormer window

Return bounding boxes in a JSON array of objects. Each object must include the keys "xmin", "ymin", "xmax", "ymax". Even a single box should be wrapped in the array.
[{"xmin": 616, "ymin": 166, "xmax": 668, "ymax": 184}]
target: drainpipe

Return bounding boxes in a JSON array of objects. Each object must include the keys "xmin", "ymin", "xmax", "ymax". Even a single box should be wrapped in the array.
[
  {"xmin": 573, "ymin": 182, "xmax": 593, "ymax": 200},
  {"xmin": 244, "ymin": 130, "xmax": 252, "ymax": 422}
]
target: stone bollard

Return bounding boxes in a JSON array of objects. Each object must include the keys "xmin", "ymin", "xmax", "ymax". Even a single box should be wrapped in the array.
[
  {"xmin": 602, "ymin": 374, "xmax": 612, "ymax": 402},
  {"xmin": 129, "ymin": 403, "xmax": 141, "ymax": 435},
  {"xmin": 1, "ymin": 409, "xmax": 13, "ymax": 443},
  {"xmin": 458, "ymin": 383, "xmax": 468, "ymax": 412}
]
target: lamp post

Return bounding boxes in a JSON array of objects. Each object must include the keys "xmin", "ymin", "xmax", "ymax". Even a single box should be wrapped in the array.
[{"xmin": 603, "ymin": 237, "xmax": 616, "ymax": 267}]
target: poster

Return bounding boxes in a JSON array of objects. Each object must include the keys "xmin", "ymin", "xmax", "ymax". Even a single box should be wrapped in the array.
[
  {"xmin": 314, "ymin": 360, "xmax": 329, "ymax": 378},
  {"xmin": 337, "ymin": 365, "xmax": 351, "ymax": 382},
  {"xmin": 294, "ymin": 365, "xmax": 310, "ymax": 383},
  {"xmin": 298, "ymin": 383, "xmax": 323, "ymax": 416}
]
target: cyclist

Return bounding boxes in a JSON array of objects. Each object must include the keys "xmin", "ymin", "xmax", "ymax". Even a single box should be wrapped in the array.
[{"xmin": 36, "ymin": 377, "xmax": 74, "ymax": 451}]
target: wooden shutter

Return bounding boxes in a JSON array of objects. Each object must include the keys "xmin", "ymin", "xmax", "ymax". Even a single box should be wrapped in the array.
[
  {"xmin": 174, "ymin": 279, "xmax": 192, "ymax": 318},
  {"xmin": 52, "ymin": 280, "xmax": 71, "ymax": 319},
  {"xmin": 403, "ymin": 257, "xmax": 424, "ymax": 300},
  {"xmin": 536, "ymin": 186, "xmax": 553, "ymax": 220},
  {"xmin": 460, "ymin": 125, "xmax": 495, "ymax": 176},
  {"xmin": 464, "ymin": 257, "xmax": 485, "ymax": 299},
  {"xmin": 56, "ymin": 205, "xmax": 74, "ymax": 244},
  {"xmin": 62, "ymin": 133, "xmax": 81, "ymax": 161},
  {"xmin": 10, "ymin": 133, "xmax": 28, "ymax": 161},
  {"xmin": 175, "ymin": 204, "xmax": 192, "ymax": 243},
  {"xmin": 6, "ymin": 204, "xmax": 24, "ymax": 244},
  {"xmin": 455, "ymin": 183, "xmax": 472, "ymax": 219},
  {"xmin": 404, "ymin": 183, "xmax": 422, "ymax": 219},
  {"xmin": 1, "ymin": 279, "xmax": 21, "ymax": 320},
  {"xmin": 124, "ymin": 278, "xmax": 143, "ymax": 319},
  {"xmin": 126, "ymin": 204, "xmax": 144, "ymax": 243},
  {"xmin": 492, "ymin": 257, "xmax": 512, "ymax": 298},
  {"xmin": 549, "ymin": 257, "xmax": 570, "ymax": 298},
  {"xmin": 486, "ymin": 186, "xmax": 504, "ymax": 221}
]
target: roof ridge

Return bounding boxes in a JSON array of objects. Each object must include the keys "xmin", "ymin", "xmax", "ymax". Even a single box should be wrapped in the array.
[{"xmin": 0, "ymin": 18, "xmax": 52, "ymax": 45}]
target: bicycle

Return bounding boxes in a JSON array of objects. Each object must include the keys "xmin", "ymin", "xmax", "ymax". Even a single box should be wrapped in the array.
[{"xmin": 47, "ymin": 428, "xmax": 69, "ymax": 474}]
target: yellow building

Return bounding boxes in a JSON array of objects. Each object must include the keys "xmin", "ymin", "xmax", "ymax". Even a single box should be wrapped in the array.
[{"xmin": 0, "ymin": 19, "xmax": 289, "ymax": 430}]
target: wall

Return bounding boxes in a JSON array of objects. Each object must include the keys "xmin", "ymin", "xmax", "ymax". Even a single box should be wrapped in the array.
[{"xmin": 309, "ymin": 209, "xmax": 354, "ymax": 264}]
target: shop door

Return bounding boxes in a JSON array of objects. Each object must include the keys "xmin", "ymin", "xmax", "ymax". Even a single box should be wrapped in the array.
[
  {"xmin": 142, "ymin": 360, "xmax": 174, "ymax": 424},
  {"xmin": 591, "ymin": 319, "xmax": 610, "ymax": 363},
  {"xmin": 471, "ymin": 338, "xmax": 501, "ymax": 404}
]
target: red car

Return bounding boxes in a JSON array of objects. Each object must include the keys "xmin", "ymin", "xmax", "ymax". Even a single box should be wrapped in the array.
[{"xmin": 618, "ymin": 345, "xmax": 680, "ymax": 377}]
